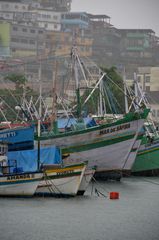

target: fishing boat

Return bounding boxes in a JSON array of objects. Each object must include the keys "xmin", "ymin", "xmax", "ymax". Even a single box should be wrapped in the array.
[
  {"xmin": 0, "ymin": 171, "xmax": 42, "ymax": 197},
  {"xmin": 132, "ymin": 124, "xmax": 159, "ymax": 175},
  {"xmin": 35, "ymin": 48, "xmax": 149, "ymax": 179},
  {"xmin": 36, "ymin": 162, "xmax": 87, "ymax": 197},
  {"xmin": 124, "ymin": 73, "xmax": 159, "ymax": 175},
  {"xmin": 0, "ymin": 124, "xmax": 34, "ymax": 151},
  {"xmin": 7, "ymin": 145, "xmax": 87, "ymax": 196},
  {"xmin": 36, "ymin": 109, "xmax": 149, "ymax": 178},
  {"xmin": 0, "ymin": 141, "xmax": 42, "ymax": 197}
]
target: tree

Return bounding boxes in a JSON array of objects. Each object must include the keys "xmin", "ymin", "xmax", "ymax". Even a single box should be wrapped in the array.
[
  {"xmin": 101, "ymin": 66, "xmax": 125, "ymax": 113},
  {"xmin": 5, "ymin": 74, "xmax": 27, "ymax": 90},
  {"xmin": 80, "ymin": 66, "xmax": 125, "ymax": 116},
  {"xmin": 0, "ymin": 74, "xmax": 38, "ymax": 122}
]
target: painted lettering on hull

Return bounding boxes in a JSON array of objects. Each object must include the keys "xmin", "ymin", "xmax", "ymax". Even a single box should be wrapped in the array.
[
  {"xmin": 7, "ymin": 174, "xmax": 35, "ymax": 180},
  {"xmin": 99, "ymin": 123, "xmax": 130, "ymax": 135}
]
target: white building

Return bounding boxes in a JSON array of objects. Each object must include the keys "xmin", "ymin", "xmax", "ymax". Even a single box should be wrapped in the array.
[
  {"xmin": 0, "ymin": 1, "xmax": 29, "ymax": 12},
  {"xmin": 36, "ymin": 9, "xmax": 61, "ymax": 31}
]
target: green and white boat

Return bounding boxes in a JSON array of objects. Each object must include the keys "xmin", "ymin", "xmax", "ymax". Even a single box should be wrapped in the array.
[
  {"xmin": 125, "ymin": 74, "xmax": 159, "ymax": 175},
  {"xmin": 132, "ymin": 136, "xmax": 159, "ymax": 175},
  {"xmin": 35, "ymin": 48, "xmax": 149, "ymax": 179},
  {"xmin": 35, "ymin": 109, "xmax": 149, "ymax": 178},
  {"xmin": 132, "ymin": 123, "xmax": 159, "ymax": 175}
]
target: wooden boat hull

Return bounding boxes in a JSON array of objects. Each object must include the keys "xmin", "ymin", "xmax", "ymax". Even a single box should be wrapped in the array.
[
  {"xmin": 37, "ymin": 112, "xmax": 148, "ymax": 174},
  {"xmin": 0, "ymin": 172, "xmax": 42, "ymax": 197},
  {"xmin": 36, "ymin": 163, "xmax": 87, "ymax": 196},
  {"xmin": 132, "ymin": 138, "xmax": 159, "ymax": 174}
]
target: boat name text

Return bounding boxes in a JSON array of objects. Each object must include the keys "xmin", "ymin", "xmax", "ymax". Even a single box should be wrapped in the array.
[
  {"xmin": 0, "ymin": 131, "xmax": 16, "ymax": 139},
  {"xmin": 99, "ymin": 123, "xmax": 130, "ymax": 135},
  {"xmin": 7, "ymin": 173, "xmax": 35, "ymax": 180},
  {"xmin": 57, "ymin": 170, "xmax": 73, "ymax": 176}
]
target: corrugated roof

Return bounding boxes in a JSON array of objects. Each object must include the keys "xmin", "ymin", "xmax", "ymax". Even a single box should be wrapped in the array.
[{"xmin": 87, "ymin": 14, "xmax": 110, "ymax": 19}]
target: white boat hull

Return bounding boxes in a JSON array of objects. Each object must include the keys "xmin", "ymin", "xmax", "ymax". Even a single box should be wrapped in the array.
[
  {"xmin": 37, "ymin": 111, "xmax": 148, "ymax": 174},
  {"xmin": 36, "ymin": 163, "xmax": 86, "ymax": 196},
  {"xmin": 0, "ymin": 172, "xmax": 42, "ymax": 197}
]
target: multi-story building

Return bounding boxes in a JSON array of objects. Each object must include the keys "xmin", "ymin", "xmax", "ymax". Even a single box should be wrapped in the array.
[
  {"xmin": 36, "ymin": 9, "xmax": 61, "ymax": 31},
  {"xmin": 89, "ymin": 14, "xmax": 121, "ymax": 66},
  {"xmin": 61, "ymin": 12, "xmax": 90, "ymax": 31},
  {"xmin": 10, "ymin": 23, "xmax": 46, "ymax": 57},
  {"xmin": 34, "ymin": 0, "xmax": 71, "ymax": 12},
  {"xmin": 61, "ymin": 12, "xmax": 93, "ymax": 56},
  {"xmin": 0, "ymin": 0, "xmax": 30, "ymax": 12},
  {"xmin": 137, "ymin": 67, "xmax": 159, "ymax": 92},
  {"xmin": 119, "ymin": 29, "xmax": 157, "ymax": 66}
]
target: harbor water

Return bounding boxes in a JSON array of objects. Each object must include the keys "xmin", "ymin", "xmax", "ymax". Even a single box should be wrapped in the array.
[{"xmin": 0, "ymin": 177, "xmax": 159, "ymax": 240}]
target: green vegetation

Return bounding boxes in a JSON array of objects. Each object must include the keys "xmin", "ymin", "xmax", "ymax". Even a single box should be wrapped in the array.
[
  {"xmin": 80, "ymin": 66, "xmax": 125, "ymax": 116},
  {"xmin": 0, "ymin": 74, "xmax": 38, "ymax": 122}
]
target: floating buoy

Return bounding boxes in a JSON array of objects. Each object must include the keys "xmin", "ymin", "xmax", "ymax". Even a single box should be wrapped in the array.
[{"xmin": 109, "ymin": 192, "xmax": 119, "ymax": 199}]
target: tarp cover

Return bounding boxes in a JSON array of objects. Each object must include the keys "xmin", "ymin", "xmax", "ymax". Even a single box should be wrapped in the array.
[
  {"xmin": 7, "ymin": 146, "xmax": 62, "ymax": 173},
  {"xmin": 58, "ymin": 117, "xmax": 96, "ymax": 128}
]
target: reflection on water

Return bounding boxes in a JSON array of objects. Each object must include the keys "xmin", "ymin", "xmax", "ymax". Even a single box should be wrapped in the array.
[{"xmin": 0, "ymin": 177, "xmax": 159, "ymax": 240}]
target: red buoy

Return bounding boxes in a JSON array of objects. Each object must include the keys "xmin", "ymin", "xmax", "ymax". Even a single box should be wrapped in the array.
[{"xmin": 109, "ymin": 192, "xmax": 119, "ymax": 199}]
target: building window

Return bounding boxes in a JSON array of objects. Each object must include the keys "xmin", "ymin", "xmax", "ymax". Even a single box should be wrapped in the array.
[
  {"xmin": 145, "ymin": 86, "xmax": 150, "ymax": 92},
  {"xmin": 11, "ymin": 38, "xmax": 19, "ymax": 42},
  {"xmin": 13, "ymin": 26, "xmax": 18, "ymax": 31},
  {"xmin": 38, "ymin": 30, "xmax": 43, "ymax": 34},
  {"xmin": 157, "ymin": 110, "xmax": 159, "ymax": 117},
  {"xmin": 145, "ymin": 75, "xmax": 150, "ymax": 82},
  {"xmin": 30, "ymin": 29, "xmax": 36, "ymax": 33},
  {"xmin": 22, "ymin": 28, "xmax": 27, "ymax": 32},
  {"xmin": 137, "ymin": 76, "xmax": 141, "ymax": 82},
  {"xmin": 21, "ymin": 39, "xmax": 28, "ymax": 44},
  {"xmin": 29, "ymin": 40, "xmax": 35, "ymax": 45}
]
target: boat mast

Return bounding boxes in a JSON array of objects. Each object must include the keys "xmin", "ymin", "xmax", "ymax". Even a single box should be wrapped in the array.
[
  {"xmin": 37, "ymin": 57, "xmax": 42, "ymax": 171},
  {"xmin": 51, "ymin": 60, "xmax": 58, "ymax": 133},
  {"xmin": 71, "ymin": 47, "xmax": 82, "ymax": 118},
  {"xmin": 123, "ymin": 67, "xmax": 129, "ymax": 114}
]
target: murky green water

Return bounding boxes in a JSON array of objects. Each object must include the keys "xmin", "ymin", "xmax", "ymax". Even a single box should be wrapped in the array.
[{"xmin": 0, "ymin": 177, "xmax": 159, "ymax": 240}]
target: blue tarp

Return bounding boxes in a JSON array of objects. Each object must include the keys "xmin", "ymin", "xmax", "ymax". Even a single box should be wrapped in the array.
[
  {"xmin": 7, "ymin": 146, "xmax": 62, "ymax": 173},
  {"xmin": 57, "ymin": 117, "xmax": 97, "ymax": 129}
]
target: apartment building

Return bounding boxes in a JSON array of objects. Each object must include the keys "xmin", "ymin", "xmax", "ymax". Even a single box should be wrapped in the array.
[
  {"xmin": 36, "ymin": 9, "xmax": 61, "ymax": 31},
  {"xmin": 89, "ymin": 14, "xmax": 121, "ymax": 66},
  {"xmin": 61, "ymin": 12, "xmax": 93, "ymax": 56},
  {"xmin": 119, "ymin": 29, "xmax": 157, "ymax": 64},
  {"xmin": 10, "ymin": 23, "xmax": 46, "ymax": 57},
  {"xmin": 34, "ymin": 0, "xmax": 71, "ymax": 12},
  {"xmin": 137, "ymin": 67, "xmax": 159, "ymax": 92}
]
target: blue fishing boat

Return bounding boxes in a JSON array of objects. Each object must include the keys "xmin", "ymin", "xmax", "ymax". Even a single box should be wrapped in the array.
[{"xmin": 0, "ymin": 125, "xmax": 34, "ymax": 151}]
